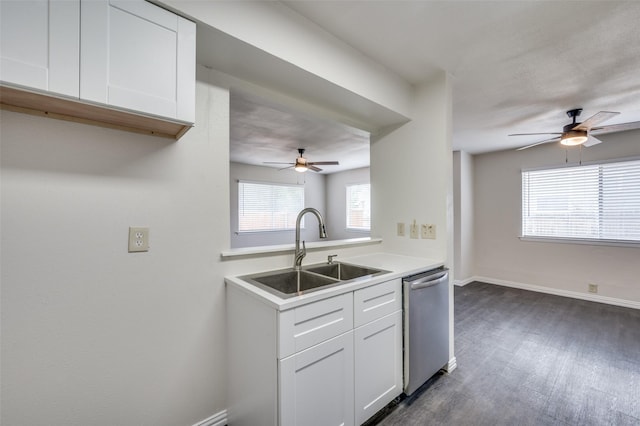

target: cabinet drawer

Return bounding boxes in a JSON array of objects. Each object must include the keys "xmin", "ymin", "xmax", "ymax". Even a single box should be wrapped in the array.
[
  {"xmin": 353, "ymin": 278, "xmax": 401, "ymax": 328},
  {"xmin": 279, "ymin": 293, "xmax": 353, "ymax": 359}
]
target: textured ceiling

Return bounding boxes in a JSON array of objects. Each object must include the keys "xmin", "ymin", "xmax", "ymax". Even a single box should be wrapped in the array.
[
  {"xmin": 230, "ymin": 91, "xmax": 370, "ymax": 173},
  {"xmin": 230, "ymin": 1, "xmax": 640, "ymax": 171}
]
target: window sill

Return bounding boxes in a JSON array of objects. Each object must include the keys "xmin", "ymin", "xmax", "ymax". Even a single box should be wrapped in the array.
[
  {"xmin": 519, "ymin": 236, "xmax": 640, "ymax": 248},
  {"xmin": 220, "ymin": 237, "xmax": 383, "ymax": 259},
  {"xmin": 345, "ymin": 228, "xmax": 371, "ymax": 233}
]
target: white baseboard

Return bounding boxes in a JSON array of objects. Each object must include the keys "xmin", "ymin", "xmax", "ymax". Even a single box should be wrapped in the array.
[
  {"xmin": 192, "ymin": 410, "xmax": 227, "ymax": 426},
  {"xmin": 472, "ymin": 276, "xmax": 640, "ymax": 310},
  {"xmin": 453, "ymin": 277, "xmax": 475, "ymax": 287},
  {"xmin": 446, "ymin": 356, "xmax": 457, "ymax": 373}
]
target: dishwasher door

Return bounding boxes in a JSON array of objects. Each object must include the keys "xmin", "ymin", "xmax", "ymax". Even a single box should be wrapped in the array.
[{"xmin": 403, "ymin": 267, "xmax": 449, "ymax": 396}]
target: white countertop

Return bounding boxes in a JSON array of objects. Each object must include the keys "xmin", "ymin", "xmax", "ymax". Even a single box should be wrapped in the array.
[{"xmin": 224, "ymin": 252, "xmax": 444, "ymax": 310}]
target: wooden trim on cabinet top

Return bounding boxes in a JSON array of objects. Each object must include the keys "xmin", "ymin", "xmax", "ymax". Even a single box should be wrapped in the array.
[{"xmin": 0, "ymin": 84, "xmax": 193, "ymax": 139}]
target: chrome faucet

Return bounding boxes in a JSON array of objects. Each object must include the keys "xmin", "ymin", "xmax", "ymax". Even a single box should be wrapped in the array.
[{"xmin": 294, "ymin": 207, "xmax": 327, "ymax": 270}]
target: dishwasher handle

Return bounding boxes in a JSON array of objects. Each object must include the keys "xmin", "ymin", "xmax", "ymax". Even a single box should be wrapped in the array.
[{"xmin": 405, "ymin": 271, "xmax": 448, "ymax": 290}]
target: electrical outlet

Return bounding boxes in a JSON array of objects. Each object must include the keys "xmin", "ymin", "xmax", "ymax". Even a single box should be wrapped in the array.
[
  {"xmin": 128, "ymin": 227, "xmax": 149, "ymax": 252},
  {"xmin": 588, "ymin": 283, "xmax": 598, "ymax": 294},
  {"xmin": 421, "ymin": 224, "xmax": 436, "ymax": 239},
  {"xmin": 397, "ymin": 222, "xmax": 405, "ymax": 237},
  {"xmin": 409, "ymin": 220, "xmax": 418, "ymax": 239}
]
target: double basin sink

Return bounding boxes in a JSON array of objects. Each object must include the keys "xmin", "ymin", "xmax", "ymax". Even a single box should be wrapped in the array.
[{"xmin": 240, "ymin": 262, "xmax": 390, "ymax": 299}]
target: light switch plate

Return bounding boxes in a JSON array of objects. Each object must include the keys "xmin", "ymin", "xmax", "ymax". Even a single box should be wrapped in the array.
[
  {"xmin": 397, "ymin": 222, "xmax": 405, "ymax": 237},
  {"xmin": 128, "ymin": 227, "xmax": 149, "ymax": 252}
]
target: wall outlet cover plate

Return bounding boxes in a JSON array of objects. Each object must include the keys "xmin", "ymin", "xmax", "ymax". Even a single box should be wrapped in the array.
[{"xmin": 128, "ymin": 227, "xmax": 149, "ymax": 252}]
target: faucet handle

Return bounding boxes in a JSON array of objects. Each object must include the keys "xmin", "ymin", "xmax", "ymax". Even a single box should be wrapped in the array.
[{"xmin": 327, "ymin": 254, "xmax": 338, "ymax": 264}]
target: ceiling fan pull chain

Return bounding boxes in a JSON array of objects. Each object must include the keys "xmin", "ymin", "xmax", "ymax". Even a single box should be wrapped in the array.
[
  {"xmin": 579, "ymin": 144, "xmax": 583, "ymax": 166},
  {"xmin": 565, "ymin": 149, "xmax": 568, "ymax": 163}
]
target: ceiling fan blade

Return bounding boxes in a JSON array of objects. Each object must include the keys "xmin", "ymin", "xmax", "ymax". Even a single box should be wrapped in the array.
[
  {"xmin": 572, "ymin": 111, "xmax": 619, "ymax": 131},
  {"xmin": 516, "ymin": 137, "xmax": 561, "ymax": 151},
  {"xmin": 308, "ymin": 165, "xmax": 322, "ymax": 172},
  {"xmin": 263, "ymin": 161, "xmax": 294, "ymax": 165},
  {"xmin": 308, "ymin": 161, "xmax": 339, "ymax": 166},
  {"xmin": 583, "ymin": 135, "xmax": 604, "ymax": 147},
  {"xmin": 278, "ymin": 165, "xmax": 294, "ymax": 171},
  {"xmin": 509, "ymin": 132, "xmax": 563, "ymax": 136},
  {"xmin": 590, "ymin": 120, "xmax": 640, "ymax": 135}
]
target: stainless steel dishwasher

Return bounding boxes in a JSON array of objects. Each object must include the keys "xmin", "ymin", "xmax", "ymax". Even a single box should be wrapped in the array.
[{"xmin": 403, "ymin": 267, "xmax": 450, "ymax": 396}]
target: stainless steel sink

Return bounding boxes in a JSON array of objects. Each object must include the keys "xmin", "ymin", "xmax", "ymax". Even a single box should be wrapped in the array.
[
  {"xmin": 240, "ymin": 262, "xmax": 390, "ymax": 299},
  {"xmin": 240, "ymin": 269, "xmax": 342, "ymax": 299},
  {"xmin": 305, "ymin": 262, "xmax": 388, "ymax": 281}
]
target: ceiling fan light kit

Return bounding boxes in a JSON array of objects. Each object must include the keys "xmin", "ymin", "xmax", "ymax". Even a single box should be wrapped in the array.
[
  {"xmin": 294, "ymin": 158, "xmax": 308, "ymax": 172},
  {"xmin": 560, "ymin": 130, "xmax": 588, "ymax": 146}
]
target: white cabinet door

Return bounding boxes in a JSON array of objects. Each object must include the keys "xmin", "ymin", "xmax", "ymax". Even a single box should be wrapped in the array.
[
  {"xmin": 0, "ymin": 0, "xmax": 79, "ymax": 97},
  {"xmin": 354, "ymin": 311, "xmax": 403, "ymax": 425},
  {"xmin": 280, "ymin": 331, "xmax": 354, "ymax": 426},
  {"xmin": 80, "ymin": 0, "xmax": 195, "ymax": 122}
]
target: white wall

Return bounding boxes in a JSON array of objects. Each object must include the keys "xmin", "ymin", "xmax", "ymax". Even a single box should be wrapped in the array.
[
  {"xmin": 453, "ymin": 151, "xmax": 474, "ymax": 283},
  {"xmin": 371, "ymin": 73, "xmax": 453, "ymax": 263},
  {"xmin": 160, "ymin": 0, "xmax": 413, "ymax": 119},
  {"xmin": 229, "ymin": 162, "xmax": 326, "ymax": 248},
  {"xmin": 473, "ymin": 129, "xmax": 640, "ymax": 303},
  {"xmin": 1, "ymin": 66, "xmax": 230, "ymax": 426},
  {"xmin": 325, "ymin": 167, "xmax": 371, "ymax": 240},
  {"xmin": 370, "ymin": 72, "xmax": 455, "ymax": 362}
]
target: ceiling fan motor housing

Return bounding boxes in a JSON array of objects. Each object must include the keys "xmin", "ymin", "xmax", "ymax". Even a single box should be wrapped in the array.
[{"xmin": 563, "ymin": 123, "xmax": 582, "ymax": 132}]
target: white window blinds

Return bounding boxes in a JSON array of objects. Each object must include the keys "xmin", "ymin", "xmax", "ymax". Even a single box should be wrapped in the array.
[
  {"xmin": 346, "ymin": 183, "xmax": 371, "ymax": 230},
  {"xmin": 522, "ymin": 159, "xmax": 640, "ymax": 243},
  {"xmin": 238, "ymin": 181, "xmax": 304, "ymax": 232}
]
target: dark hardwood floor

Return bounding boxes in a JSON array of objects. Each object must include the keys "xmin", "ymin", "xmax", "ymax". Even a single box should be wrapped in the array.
[{"xmin": 376, "ymin": 282, "xmax": 640, "ymax": 426}]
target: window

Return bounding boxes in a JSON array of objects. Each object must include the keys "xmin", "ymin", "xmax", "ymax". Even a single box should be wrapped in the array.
[
  {"xmin": 346, "ymin": 183, "xmax": 371, "ymax": 231},
  {"xmin": 238, "ymin": 181, "xmax": 304, "ymax": 232},
  {"xmin": 522, "ymin": 159, "xmax": 640, "ymax": 243}
]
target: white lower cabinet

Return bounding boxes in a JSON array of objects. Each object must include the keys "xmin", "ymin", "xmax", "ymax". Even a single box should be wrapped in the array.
[
  {"xmin": 279, "ymin": 331, "xmax": 354, "ymax": 426},
  {"xmin": 354, "ymin": 310, "xmax": 403, "ymax": 425},
  {"xmin": 226, "ymin": 277, "xmax": 403, "ymax": 426}
]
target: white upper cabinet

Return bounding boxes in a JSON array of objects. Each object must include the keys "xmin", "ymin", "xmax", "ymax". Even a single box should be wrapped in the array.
[
  {"xmin": 80, "ymin": 0, "xmax": 195, "ymax": 123},
  {"xmin": 1, "ymin": 0, "xmax": 195, "ymax": 136},
  {"xmin": 0, "ymin": 0, "xmax": 80, "ymax": 97}
]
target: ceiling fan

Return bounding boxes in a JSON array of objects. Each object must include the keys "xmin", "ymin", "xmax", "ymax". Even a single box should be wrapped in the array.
[
  {"xmin": 510, "ymin": 108, "xmax": 640, "ymax": 151},
  {"xmin": 263, "ymin": 148, "xmax": 340, "ymax": 173}
]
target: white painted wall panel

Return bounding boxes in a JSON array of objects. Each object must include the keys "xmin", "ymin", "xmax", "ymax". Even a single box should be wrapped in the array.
[
  {"xmin": 326, "ymin": 167, "xmax": 371, "ymax": 241},
  {"xmin": 0, "ymin": 65, "xmax": 229, "ymax": 426},
  {"xmin": 453, "ymin": 150, "xmax": 474, "ymax": 282}
]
